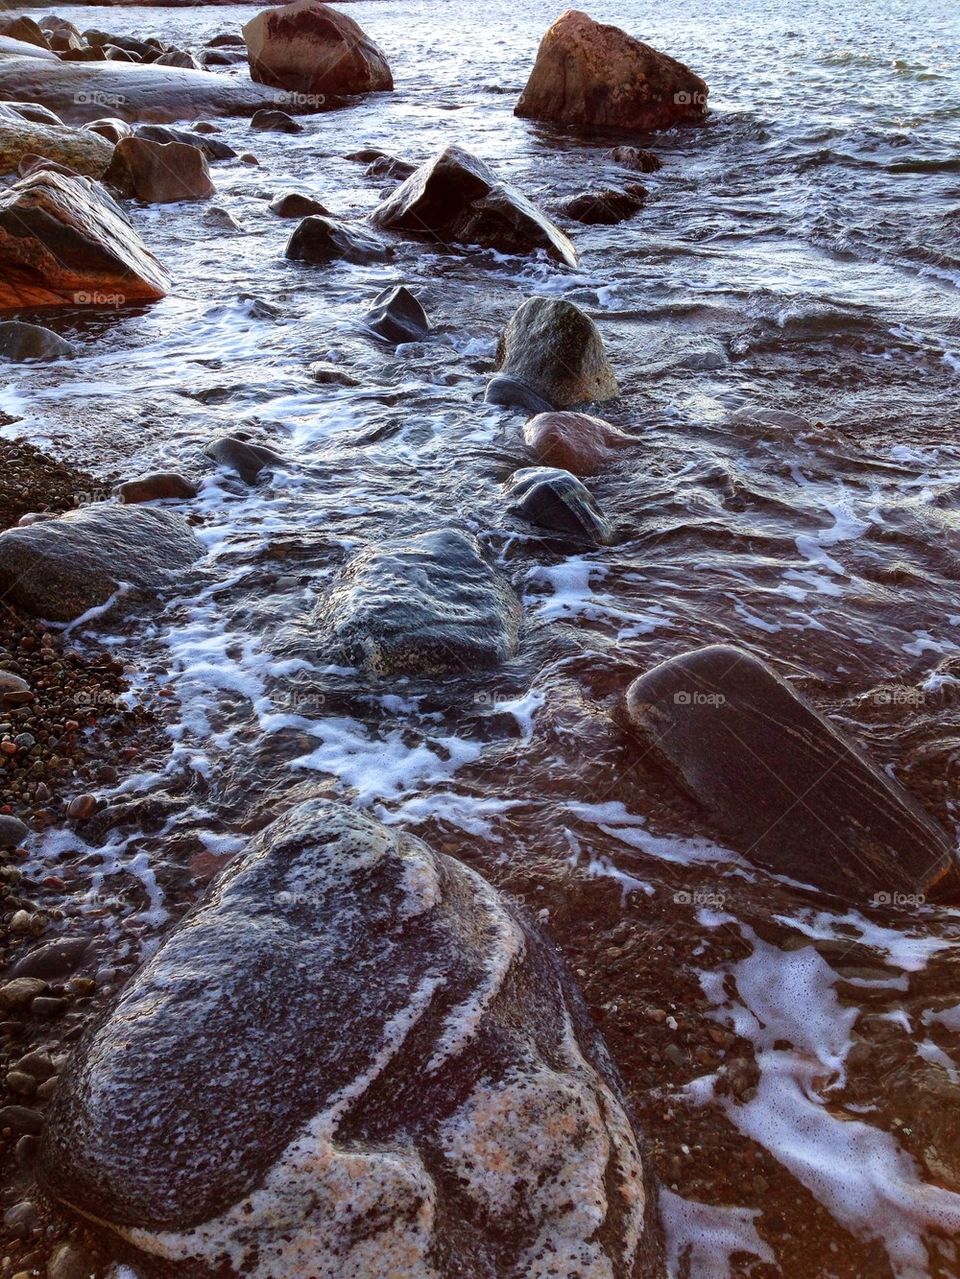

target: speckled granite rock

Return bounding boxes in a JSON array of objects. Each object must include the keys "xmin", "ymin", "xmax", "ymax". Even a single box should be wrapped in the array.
[
  {"xmin": 0, "ymin": 119, "xmax": 113, "ymax": 179},
  {"xmin": 39, "ymin": 798, "xmax": 664, "ymax": 1277}
]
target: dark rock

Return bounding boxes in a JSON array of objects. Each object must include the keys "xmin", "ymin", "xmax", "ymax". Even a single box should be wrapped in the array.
[
  {"xmin": 0, "ymin": 321, "xmax": 74, "ymax": 362},
  {"xmin": 118, "ymin": 472, "xmax": 198, "ymax": 503},
  {"xmin": 82, "ymin": 29, "xmax": 149, "ymax": 56},
  {"xmin": 607, "ymin": 145, "xmax": 661, "ymax": 172},
  {"xmin": 0, "ymin": 978, "xmax": 47, "ymax": 1010},
  {"xmin": 285, "ymin": 214, "xmax": 390, "ymax": 266},
  {"xmin": 0, "ymin": 504, "xmax": 202, "ymax": 621},
  {"xmin": 623, "ymin": 644, "xmax": 960, "ymax": 902},
  {"xmin": 309, "ymin": 361, "xmax": 359, "ymax": 386},
  {"xmin": 135, "ymin": 123, "xmax": 236, "ymax": 161},
  {"xmin": 104, "ymin": 136, "xmax": 215, "ymax": 203},
  {"xmin": 9, "ymin": 938, "xmax": 91, "ymax": 979},
  {"xmin": 0, "ymin": 16, "xmax": 49, "ymax": 50},
  {"xmin": 361, "ymin": 285, "xmax": 430, "ymax": 344},
  {"xmin": 345, "ymin": 147, "xmax": 387, "ymax": 162},
  {"xmin": 33, "ymin": 996, "xmax": 66, "ymax": 1017},
  {"xmin": 483, "ymin": 373, "xmax": 555, "ymax": 414},
  {"xmin": 0, "ymin": 813, "xmax": 29, "ymax": 845},
  {"xmin": 269, "ymin": 190, "xmax": 328, "ymax": 218},
  {"xmin": 243, "ymin": 0, "xmax": 393, "ymax": 96},
  {"xmin": 105, "ymin": 46, "xmax": 139, "ymax": 63},
  {"xmin": 557, "ymin": 186, "xmax": 646, "ymax": 225},
  {"xmin": 250, "ymin": 108, "xmax": 303, "ymax": 133},
  {"xmin": 506, "ymin": 466, "xmax": 612, "ymax": 543},
  {"xmin": 523, "ymin": 411, "xmax": 632, "ymax": 476},
  {"xmin": 202, "ymin": 205, "xmax": 244, "ymax": 233},
  {"xmin": 206, "ymin": 32, "xmax": 245, "ymax": 48},
  {"xmin": 199, "ymin": 47, "xmax": 248, "ymax": 68},
  {"xmin": 3, "ymin": 1200, "xmax": 38, "ymax": 1238},
  {"xmin": 371, "ymin": 142, "xmax": 577, "ymax": 266},
  {"xmin": 365, "ymin": 153, "xmax": 415, "ymax": 180},
  {"xmin": 16, "ymin": 153, "xmax": 82, "ymax": 181},
  {"xmin": 155, "ymin": 49, "xmax": 200, "ymax": 70},
  {"xmin": 317, "ymin": 527, "xmax": 520, "ymax": 677},
  {"xmin": 494, "ymin": 297, "xmax": 617, "ymax": 408},
  {"xmin": 59, "ymin": 45, "xmax": 106, "ymax": 62},
  {"xmin": 38, "ymin": 798, "xmax": 662, "ymax": 1277},
  {"xmin": 205, "ymin": 435, "xmax": 285, "ymax": 485},
  {"xmin": 516, "ymin": 10, "xmax": 708, "ymax": 132},
  {"xmin": 84, "ymin": 116, "xmax": 132, "ymax": 143},
  {"xmin": 0, "ymin": 1106, "xmax": 42, "ymax": 1134}
]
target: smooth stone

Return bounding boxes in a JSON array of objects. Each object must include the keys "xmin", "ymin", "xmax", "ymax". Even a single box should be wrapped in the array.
[
  {"xmin": 285, "ymin": 214, "xmax": 390, "ymax": 266},
  {"xmin": 309, "ymin": 361, "xmax": 359, "ymax": 386},
  {"xmin": 155, "ymin": 49, "xmax": 200, "ymax": 70},
  {"xmin": 0, "ymin": 321, "xmax": 75, "ymax": 362},
  {"xmin": 9, "ymin": 938, "xmax": 91, "ymax": 979},
  {"xmin": 202, "ymin": 205, "xmax": 244, "ymax": 232},
  {"xmin": 506, "ymin": 465, "xmax": 612, "ymax": 543},
  {"xmin": 0, "ymin": 670, "xmax": 30, "ymax": 692},
  {"xmin": 206, "ymin": 33, "xmax": 245, "ymax": 48},
  {"xmin": 483, "ymin": 373, "xmax": 555, "ymax": 414},
  {"xmin": 0, "ymin": 118, "xmax": 114, "ymax": 179},
  {"xmin": 607, "ymin": 145, "xmax": 662, "ymax": 172},
  {"xmin": 523, "ymin": 411, "xmax": 631, "ymax": 476},
  {"xmin": 360, "ymin": 285, "xmax": 430, "ymax": 344},
  {"xmin": 134, "ymin": 122, "xmax": 236, "ymax": 161},
  {"xmin": 117, "ymin": 472, "xmax": 198, "ymax": 503},
  {"xmin": 205, "ymin": 435, "xmax": 285, "ymax": 484},
  {"xmin": 623, "ymin": 644, "xmax": 960, "ymax": 902},
  {"xmin": 269, "ymin": 190, "xmax": 328, "ymax": 218},
  {"xmin": 0, "ymin": 979, "xmax": 47, "ymax": 1011},
  {"xmin": 83, "ymin": 116, "xmax": 132, "ymax": 143},
  {"xmin": 0, "ymin": 34, "xmax": 57, "ymax": 59},
  {"xmin": 104, "ymin": 136, "xmax": 214, "ymax": 202},
  {"xmin": 495, "ymin": 296, "xmax": 618, "ymax": 408},
  {"xmin": 0, "ymin": 813, "xmax": 29, "ymax": 846},
  {"xmin": 250, "ymin": 108, "xmax": 303, "ymax": 133},
  {"xmin": 47, "ymin": 1243, "xmax": 95, "ymax": 1279},
  {"xmin": 243, "ymin": 0, "xmax": 393, "ymax": 96},
  {"xmin": 316, "ymin": 527, "xmax": 521, "ymax": 677},
  {"xmin": 557, "ymin": 185, "xmax": 646, "ymax": 225},
  {"xmin": 0, "ymin": 1106, "xmax": 43, "ymax": 1134},
  {"xmin": 3, "ymin": 1201, "xmax": 38, "ymax": 1238}
]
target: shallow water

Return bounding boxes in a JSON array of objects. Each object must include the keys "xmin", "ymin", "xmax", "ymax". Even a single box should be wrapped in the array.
[{"xmin": 4, "ymin": 0, "xmax": 960, "ymax": 1273}]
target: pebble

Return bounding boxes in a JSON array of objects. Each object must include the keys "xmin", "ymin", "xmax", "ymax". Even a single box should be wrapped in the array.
[
  {"xmin": 0, "ymin": 978, "xmax": 47, "ymax": 1012},
  {"xmin": 67, "ymin": 794, "xmax": 97, "ymax": 820},
  {"xmin": 5, "ymin": 1070, "xmax": 37, "ymax": 1096},
  {"xmin": 15, "ymin": 1050, "xmax": 54, "ymax": 1078},
  {"xmin": 47, "ymin": 1242, "xmax": 95, "ymax": 1279},
  {"xmin": 2, "ymin": 1200, "xmax": 38, "ymax": 1238},
  {"xmin": 0, "ymin": 669, "xmax": 29, "ymax": 692},
  {"xmin": 32, "ymin": 996, "xmax": 67, "ymax": 1018},
  {"xmin": 0, "ymin": 1104, "xmax": 43, "ymax": 1133},
  {"xmin": 10, "ymin": 909, "xmax": 33, "ymax": 933}
]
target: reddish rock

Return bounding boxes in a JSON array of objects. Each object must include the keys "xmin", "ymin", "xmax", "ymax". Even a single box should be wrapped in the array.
[
  {"xmin": 104, "ymin": 136, "xmax": 214, "ymax": 203},
  {"xmin": 523, "ymin": 411, "xmax": 631, "ymax": 476},
  {"xmin": 117, "ymin": 473, "xmax": 198, "ymax": 504},
  {"xmin": 243, "ymin": 0, "xmax": 393, "ymax": 97}
]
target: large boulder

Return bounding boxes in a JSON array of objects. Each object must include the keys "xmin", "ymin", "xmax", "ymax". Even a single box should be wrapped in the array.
[
  {"xmin": 0, "ymin": 16, "xmax": 50, "ymax": 49},
  {"xmin": 316, "ymin": 527, "xmax": 521, "ymax": 677},
  {"xmin": 524, "ymin": 411, "xmax": 632, "ymax": 476},
  {"xmin": 0, "ymin": 170, "xmax": 169, "ymax": 309},
  {"xmin": 0, "ymin": 119, "xmax": 114, "ymax": 179},
  {"xmin": 0, "ymin": 34, "xmax": 57, "ymax": 60},
  {"xmin": 623, "ymin": 645, "xmax": 960, "ymax": 902},
  {"xmin": 243, "ymin": 0, "xmax": 392, "ymax": 96},
  {"xmin": 370, "ymin": 143, "xmax": 577, "ymax": 267},
  {"xmin": 285, "ymin": 214, "xmax": 390, "ymax": 266},
  {"xmin": 493, "ymin": 297, "xmax": 618, "ymax": 408},
  {"xmin": 0, "ymin": 320, "xmax": 75, "ymax": 362},
  {"xmin": 104, "ymin": 136, "xmax": 214, "ymax": 202},
  {"xmin": 506, "ymin": 465, "xmax": 612, "ymax": 543},
  {"xmin": 39, "ymin": 798, "xmax": 663, "ymax": 1278},
  {"xmin": 515, "ymin": 10, "xmax": 708, "ymax": 132},
  {"xmin": 0, "ymin": 504, "xmax": 202, "ymax": 621}
]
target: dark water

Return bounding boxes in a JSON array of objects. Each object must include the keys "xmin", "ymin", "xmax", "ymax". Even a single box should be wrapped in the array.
[{"xmin": 4, "ymin": 0, "xmax": 960, "ymax": 1273}]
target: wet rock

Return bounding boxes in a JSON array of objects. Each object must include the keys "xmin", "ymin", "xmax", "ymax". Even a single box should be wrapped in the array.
[
  {"xmin": 360, "ymin": 285, "xmax": 430, "ymax": 344},
  {"xmin": 83, "ymin": 116, "xmax": 132, "ymax": 143},
  {"xmin": 39, "ymin": 797, "xmax": 662, "ymax": 1277},
  {"xmin": 269, "ymin": 190, "xmax": 328, "ymax": 218},
  {"xmin": 0, "ymin": 1106, "xmax": 43, "ymax": 1135},
  {"xmin": 0, "ymin": 35, "xmax": 58, "ymax": 61},
  {"xmin": 0, "ymin": 170, "xmax": 169, "ymax": 310},
  {"xmin": 285, "ymin": 214, "xmax": 390, "ymax": 266},
  {"xmin": 516, "ymin": 10, "xmax": 708, "ymax": 132},
  {"xmin": 623, "ymin": 644, "xmax": 960, "ymax": 902},
  {"xmin": 202, "ymin": 205, "xmax": 244, "ymax": 233},
  {"xmin": 205, "ymin": 435, "xmax": 285, "ymax": 485},
  {"xmin": 134, "ymin": 123, "xmax": 236, "ymax": 162},
  {"xmin": 47, "ymin": 1242, "xmax": 94, "ymax": 1279},
  {"xmin": 0, "ymin": 119, "xmax": 114, "ymax": 179},
  {"xmin": 104, "ymin": 137, "xmax": 214, "ymax": 203},
  {"xmin": 523, "ymin": 411, "xmax": 631, "ymax": 476},
  {"xmin": 309, "ymin": 361, "xmax": 359, "ymax": 386},
  {"xmin": 17, "ymin": 153, "xmax": 83, "ymax": 180},
  {"xmin": 506, "ymin": 466, "xmax": 612, "ymax": 543},
  {"xmin": 250, "ymin": 108, "xmax": 303, "ymax": 133},
  {"xmin": 33, "ymin": 996, "xmax": 67, "ymax": 1018},
  {"xmin": 366, "ymin": 153, "xmax": 415, "ymax": 181},
  {"xmin": 0, "ymin": 101, "xmax": 64, "ymax": 127},
  {"xmin": 0, "ymin": 978, "xmax": 47, "ymax": 1011},
  {"xmin": 9, "ymin": 939, "xmax": 91, "ymax": 979},
  {"xmin": 494, "ymin": 297, "xmax": 618, "ymax": 408},
  {"xmin": 557, "ymin": 185, "xmax": 646, "ymax": 225},
  {"xmin": 318, "ymin": 528, "xmax": 521, "ymax": 677},
  {"xmin": 243, "ymin": 0, "xmax": 393, "ymax": 96},
  {"xmin": 371, "ymin": 142, "xmax": 577, "ymax": 266},
  {"xmin": 484, "ymin": 373, "xmax": 555, "ymax": 414},
  {"xmin": 155, "ymin": 49, "xmax": 200, "ymax": 70},
  {"xmin": 607, "ymin": 145, "xmax": 661, "ymax": 172},
  {"xmin": 206, "ymin": 32, "xmax": 245, "ymax": 49},
  {"xmin": 0, "ymin": 16, "xmax": 49, "ymax": 49},
  {"xmin": 0, "ymin": 504, "xmax": 202, "ymax": 621},
  {"xmin": 0, "ymin": 321, "xmax": 75, "ymax": 362}
]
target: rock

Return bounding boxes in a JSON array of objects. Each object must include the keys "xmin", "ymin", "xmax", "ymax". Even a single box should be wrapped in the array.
[
  {"xmin": 523, "ymin": 411, "xmax": 631, "ymax": 476},
  {"xmin": 206, "ymin": 33, "xmax": 245, "ymax": 49},
  {"xmin": 0, "ymin": 978, "xmax": 47, "ymax": 1011},
  {"xmin": 0, "ymin": 119, "xmax": 114, "ymax": 180},
  {"xmin": 494, "ymin": 297, "xmax": 617, "ymax": 408},
  {"xmin": 607, "ymin": 145, "xmax": 661, "ymax": 172},
  {"xmin": 0, "ymin": 16, "xmax": 49, "ymax": 49},
  {"xmin": 9, "ymin": 938, "xmax": 91, "ymax": 979},
  {"xmin": 17, "ymin": 154, "xmax": 82, "ymax": 180},
  {"xmin": 155, "ymin": 49, "xmax": 201, "ymax": 70},
  {"xmin": 0, "ymin": 812, "xmax": 29, "ymax": 845},
  {"xmin": 205, "ymin": 435, "xmax": 285, "ymax": 485},
  {"xmin": 0, "ymin": 101, "xmax": 64, "ymax": 127},
  {"xmin": 0, "ymin": 35, "xmax": 57, "ymax": 60},
  {"xmin": 0, "ymin": 170, "xmax": 168, "ymax": 310},
  {"xmin": 0, "ymin": 669, "xmax": 29, "ymax": 692},
  {"xmin": 47, "ymin": 1242, "xmax": 94, "ymax": 1279},
  {"xmin": 105, "ymin": 46, "xmax": 139, "ymax": 64},
  {"xmin": 83, "ymin": 116, "xmax": 132, "ymax": 143},
  {"xmin": 192, "ymin": 120, "xmax": 221, "ymax": 132},
  {"xmin": 200, "ymin": 47, "xmax": 248, "ymax": 68},
  {"xmin": 365, "ymin": 153, "xmax": 415, "ymax": 181},
  {"xmin": 33, "ymin": 996, "xmax": 66, "ymax": 1018},
  {"xmin": 623, "ymin": 644, "xmax": 960, "ymax": 902},
  {"xmin": 104, "ymin": 136, "xmax": 214, "ymax": 203},
  {"xmin": 0, "ymin": 504, "xmax": 202, "ymax": 621},
  {"xmin": 3, "ymin": 1200, "xmax": 38, "ymax": 1238},
  {"xmin": 134, "ymin": 123, "xmax": 236, "ymax": 161},
  {"xmin": 317, "ymin": 527, "xmax": 520, "ymax": 677},
  {"xmin": 515, "ymin": 10, "xmax": 708, "ymax": 132},
  {"xmin": 361, "ymin": 285, "xmax": 430, "ymax": 344},
  {"xmin": 484, "ymin": 374, "xmax": 555, "ymax": 415},
  {"xmin": 506, "ymin": 466, "xmax": 612, "ymax": 543},
  {"xmin": 269, "ymin": 190, "xmax": 328, "ymax": 218},
  {"xmin": 202, "ymin": 205, "xmax": 244, "ymax": 233},
  {"xmin": 250, "ymin": 108, "xmax": 303, "ymax": 133},
  {"xmin": 243, "ymin": 0, "xmax": 393, "ymax": 97},
  {"xmin": 309, "ymin": 361, "xmax": 358, "ymax": 386},
  {"xmin": 38, "ymin": 797, "xmax": 662, "ymax": 1276},
  {"xmin": 558, "ymin": 185, "xmax": 646, "ymax": 224},
  {"xmin": 285, "ymin": 214, "xmax": 390, "ymax": 266},
  {"xmin": 0, "ymin": 321, "xmax": 75, "ymax": 362},
  {"xmin": 239, "ymin": 152, "xmax": 259, "ymax": 165},
  {"xmin": 371, "ymin": 143, "xmax": 577, "ymax": 267},
  {"xmin": 40, "ymin": 16, "xmax": 82, "ymax": 41},
  {"xmin": 0, "ymin": 1106, "xmax": 43, "ymax": 1135}
]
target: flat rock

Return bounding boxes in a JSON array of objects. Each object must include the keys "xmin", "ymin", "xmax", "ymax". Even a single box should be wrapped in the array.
[
  {"xmin": 506, "ymin": 465, "xmax": 612, "ymax": 543},
  {"xmin": 316, "ymin": 527, "xmax": 521, "ymax": 677},
  {"xmin": 0, "ymin": 170, "xmax": 168, "ymax": 310},
  {"xmin": 0, "ymin": 321, "xmax": 74, "ymax": 362},
  {"xmin": 243, "ymin": 0, "xmax": 393, "ymax": 96},
  {"xmin": 104, "ymin": 136, "xmax": 214, "ymax": 202},
  {"xmin": 360, "ymin": 284, "xmax": 430, "ymax": 344},
  {"xmin": 0, "ymin": 118, "xmax": 114, "ymax": 179},
  {"xmin": 370, "ymin": 142, "xmax": 577, "ymax": 266},
  {"xmin": 285, "ymin": 214, "xmax": 390, "ymax": 266},
  {"xmin": 0, "ymin": 504, "xmax": 202, "ymax": 621},
  {"xmin": 516, "ymin": 9, "xmax": 708, "ymax": 132},
  {"xmin": 623, "ymin": 644, "xmax": 960, "ymax": 902},
  {"xmin": 8, "ymin": 937, "xmax": 92, "ymax": 979},
  {"xmin": 39, "ymin": 797, "xmax": 663, "ymax": 1277},
  {"xmin": 523, "ymin": 411, "xmax": 631, "ymax": 475},
  {"xmin": 0, "ymin": 35, "xmax": 57, "ymax": 60},
  {"xmin": 494, "ymin": 297, "xmax": 618, "ymax": 408}
]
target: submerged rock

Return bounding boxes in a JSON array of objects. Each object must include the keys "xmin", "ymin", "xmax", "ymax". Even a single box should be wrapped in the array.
[
  {"xmin": 623, "ymin": 644, "xmax": 960, "ymax": 902},
  {"xmin": 557, "ymin": 185, "xmax": 646, "ymax": 225},
  {"xmin": 523, "ymin": 411, "xmax": 632, "ymax": 476},
  {"xmin": 104, "ymin": 136, "xmax": 214, "ymax": 202},
  {"xmin": 285, "ymin": 214, "xmax": 390, "ymax": 266},
  {"xmin": 0, "ymin": 119, "xmax": 113, "ymax": 179},
  {"xmin": 360, "ymin": 285, "xmax": 430, "ymax": 344},
  {"xmin": 0, "ymin": 505, "xmax": 202, "ymax": 621},
  {"xmin": 494, "ymin": 297, "xmax": 618, "ymax": 408},
  {"xmin": 0, "ymin": 170, "xmax": 169, "ymax": 309},
  {"xmin": 366, "ymin": 153, "xmax": 415, "ymax": 181},
  {"xmin": 506, "ymin": 465, "xmax": 612, "ymax": 543},
  {"xmin": 370, "ymin": 142, "xmax": 577, "ymax": 266},
  {"xmin": 0, "ymin": 321, "xmax": 75, "ymax": 362},
  {"xmin": 205, "ymin": 435, "xmax": 285, "ymax": 484},
  {"xmin": 316, "ymin": 527, "xmax": 521, "ymax": 677},
  {"xmin": 516, "ymin": 10, "xmax": 708, "ymax": 132},
  {"xmin": 117, "ymin": 473, "xmax": 198, "ymax": 503},
  {"xmin": 269, "ymin": 190, "xmax": 328, "ymax": 218},
  {"xmin": 39, "ymin": 797, "xmax": 663, "ymax": 1277},
  {"xmin": 484, "ymin": 374, "xmax": 555, "ymax": 414},
  {"xmin": 607, "ymin": 145, "xmax": 662, "ymax": 172},
  {"xmin": 243, "ymin": 0, "xmax": 393, "ymax": 96},
  {"xmin": 250, "ymin": 107, "xmax": 303, "ymax": 133}
]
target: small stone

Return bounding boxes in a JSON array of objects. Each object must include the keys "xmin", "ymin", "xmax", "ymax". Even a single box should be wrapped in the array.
[
  {"xmin": 47, "ymin": 1242, "xmax": 95, "ymax": 1279},
  {"xmin": 239, "ymin": 153, "xmax": 259, "ymax": 165},
  {"xmin": 0, "ymin": 977, "xmax": 48, "ymax": 1010},
  {"xmin": 648, "ymin": 1007, "xmax": 667, "ymax": 1023},
  {"xmin": 0, "ymin": 669, "xmax": 30, "ymax": 692},
  {"xmin": 35, "ymin": 1076, "xmax": 59, "ymax": 1101},
  {"xmin": 0, "ymin": 1104, "xmax": 43, "ymax": 1134},
  {"xmin": 663, "ymin": 1042, "xmax": 685, "ymax": 1068},
  {"xmin": 16, "ymin": 1050, "xmax": 54, "ymax": 1079},
  {"xmin": 31, "ymin": 996, "xmax": 66, "ymax": 1018},
  {"xmin": 11, "ymin": 908, "xmax": 32, "ymax": 932},
  {"xmin": 67, "ymin": 794, "xmax": 97, "ymax": 820},
  {"xmin": 2, "ymin": 1199, "xmax": 38, "ymax": 1238},
  {"xmin": 15, "ymin": 1133, "xmax": 39, "ymax": 1165},
  {"xmin": 14, "ymin": 731, "xmax": 35, "ymax": 749},
  {"xmin": 0, "ymin": 813, "xmax": 28, "ymax": 846},
  {"xmin": 6, "ymin": 1070, "xmax": 37, "ymax": 1096}
]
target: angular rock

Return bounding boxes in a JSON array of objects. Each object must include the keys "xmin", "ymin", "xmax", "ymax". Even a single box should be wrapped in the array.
[
  {"xmin": 134, "ymin": 123, "xmax": 236, "ymax": 161},
  {"xmin": 243, "ymin": 0, "xmax": 393, "ymax": 96},
  {"xmin": 269, "ymin": 190, "xmax": 328, "ymax": 218},
  {"xmin": 0, "ymin": 119, "xmax": 114, "ymax": 180},
  {"xmin": 494, "ymin": 297, "xmax": 617, "ymax": 408},
  {"xmin": 623, "ymin": 644, "xmax": 960, "ymax": 902},
  {"xmin": 0, "ymin": 16, "xmax": 49, "ymax": 49},
  {"xmin": 17, "ymin": 154, "xmax": 82, "ymax": 181},
  {"xmin": 205, "ymin": 435, "xmax": 284, "ymax": 484},
  {"xmin": 0, "ymin": 504, "xmax": 202, "ymax": 621},
  {"xmin": 117, "ymin": 473, "xmax": 198, "ymax": 503},
  {"xmin": 250, "ymin": 108, "xmax": 302, "ymax": 133},
  {"xmin": 318, "ymin": 527, "xmax": 521, "ymax": 677},
  {"xmin": 285, "ymin": 214, "xmax": 389, "ymax": 266},
  {"xmin": 524, "ymin": 411, "xmax": 631, "ymax": 476},
  {"xmin": 558, "ymin": 185, "xmax": 646, "ymax": 225},
  {"xmin": 484, "ymin": 373, "xmax": 555, "ymax": 414},
  {"xmin": 607, "ymin": 145, "xmax": 661, "ymax": 172},
  {"xmin": 202, "ymin": 206, "xmax": 244, "ymax": 233},
  {"xmin": 506, "ymin": 465, "xmax": 612, "ymax": 543},
  {"xmin": 0, "ymin": 321, "xmax": 75, "ymax": 362},
  {"xmin": 516, "ymin": 10, "xmax": 708, "ymax": 132},
  {"xmin": 84, "ymin": 116, "xmax": 133, "ymax": 144},
  {"xmin": 309, "ymin": 362, "xmax": 359, "ymax": 386},
  {"xmin": 104, "ymin": 136, "xmax": 214, "ymax": 203},
  {"xmin": 39, "ymin": 798, "xmax": 661, "ymax": 1277},
  {"xmin": 0, "ymin": 171, "xmax": 169, "ymax": 310},
  {"xmin": 360, "ymin": 285, "xmax": 430, "ymax": 344},
  {"xmin": 371, "ymin": 143, "xmax": 577, "ymax": 267}
]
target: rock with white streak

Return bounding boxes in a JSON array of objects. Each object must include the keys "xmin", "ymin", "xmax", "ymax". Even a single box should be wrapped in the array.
[{"xmin": 39, "ymin": 798, "xmax": 664, "ymax": 1277}]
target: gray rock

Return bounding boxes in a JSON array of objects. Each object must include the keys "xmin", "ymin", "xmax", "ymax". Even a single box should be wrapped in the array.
[
  {"xmin": 202, "ymin": 205, "xmax": 244, "ymax": 233},
  {"xmin": 117, "ymin": 472, "xmax": 198, "ymax": 503},
  {"xmin": 0, "ymin": 814, "xmax": 29, "ymax": 847},
  {"xmin": 155, "ymin": 49, "xmax": 200, "ymax": 70},
  {"xmin": 360, "ymin": 284, "xmax": 430, "ymax": 344},
  {"xmin": 309, "ymin": 361, "xmax": 358, "ymax": 386},
  {"xmin": 47, "ymin": 1242, "xmax": 94, "ymax": 1279},
  {"xmin": 317, "ymin": 527, "xmax": 521, "ymax": 677},
  {"xmin": 607, "ymin": 145, "xmax": 661, "ymax": 172},
  {"xmin": 365, "ymin": 153, "xmax": 415, "ymax": 181},
  {"xmin": 39, "ymin": 798, "xmax": 663, "ymax": 1277},
  {"xmin": 0, "ymin": 504, "xmax": 202, "ymax": 622},
  {"xmin": 0, "ymin": 320, "xmax": 75, "ymax": 362},
  {"xmin": 506, "ymin": 466, "xmax": 612, "ymax": 544},
  {"xmin": 250, "ymin": 108, "xmax": 303, "ymax": 133},
  {"xmin": 9, "ymin": 938, "xmax": 91, "ymax": 979},
  {"xmin": 3, "ymin": 1199, "xmax": 38, "ymax": 1238},
  {"xmin": 269, "ymin": 190, "xmax": 328, "ymax": 218},
  {"xmin": 495, "ymin": 297, "xmax": 618, "ymax": 408},
  {"xmin": 285, "ymin": 214, "xmax": 390, "ymax": 266},
  {"xmin": 483, "ymin": 373, "xmax": 555, "ymax": 414},
  {"xmin": 0, "ymin": 100, "xmax": 63, "ymax": 127},
  {"xmin": 205, "ymin": 435, "xmax": 285, "ymax": 485}
]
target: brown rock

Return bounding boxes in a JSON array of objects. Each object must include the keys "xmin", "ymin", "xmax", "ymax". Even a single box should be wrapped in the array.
[
  {"xmin": 0, "ymin": 978, "xmax": 48, "ymax": 1012},
  {"xmin": 104, "ymin": 136, "xmax": 214, "ymax": 203},
  {"xmin": 117, "ymin": 472, "xmax": 198, "ymax": 503},
  {"xmin": 494, "ymin": 297, "xmax": 617, "ymax": 408},
  {"xmin": 0, "ymin": 120, "xmax": 113, "ymax": 180},
  {"xmin": 243, "ymin": 0, "xmax": 393, "ymax": 97},
  {"xmin": 523, "ymin": 411, "xmax": 631, "ymax": 476}
]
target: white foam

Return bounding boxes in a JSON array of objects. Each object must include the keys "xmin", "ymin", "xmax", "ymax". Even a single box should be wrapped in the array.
[{"xmin": 660, "ymin": 1189, "xmax": 774, "ymax": 1278}]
